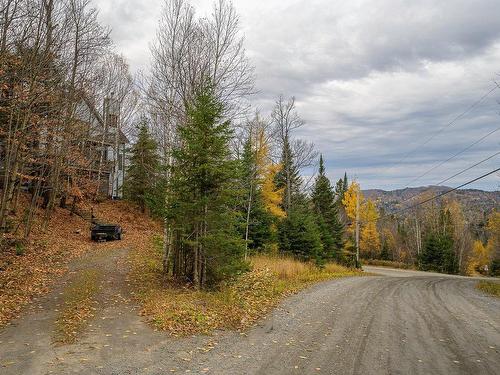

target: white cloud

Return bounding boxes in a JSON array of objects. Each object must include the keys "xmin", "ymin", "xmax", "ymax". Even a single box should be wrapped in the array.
[{"xmin": 93, "ymin": 0, "xmax": 500, "ymax": 190}]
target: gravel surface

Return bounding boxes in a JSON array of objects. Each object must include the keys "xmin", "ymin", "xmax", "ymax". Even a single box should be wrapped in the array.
[{"xmin": 1, "ymin": 258, "xmax": 499, "ymax": 375}]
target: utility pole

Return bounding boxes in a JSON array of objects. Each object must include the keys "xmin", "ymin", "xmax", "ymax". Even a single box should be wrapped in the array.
[
  {"xmin": 415, "ymin": 216, "xmax": 421, "ymax": 256},
  {"xmin": 355, "ymin": 188, "xmax": 360, "ymax": 268}
]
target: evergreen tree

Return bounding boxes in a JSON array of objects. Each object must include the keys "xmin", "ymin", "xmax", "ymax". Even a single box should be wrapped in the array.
[
  {"xmin": 312, "ymin": 155, "xmax": 333, "ymax": 210},
  {"xmin": 240, "ymin": 136, "xmax": 255, "ymax": 190},
  {"xmin": 315, "ymin": 215, "xmax": 334, "ymax": 262},
  {"xmin": 311, "ymin": 155, "xmax": 344, "ymax": 261},
  {"xmin": 419, "ymin": 232, "xmax": 456, "ymax": 274},
  {"xmin": 239, "ymin": 132, "xmax": 273, "ymax": 252},
  {"xmin": 380, "ymin": 229, "xmax": 395, "ymax": 261},
  {"xmin": 439, "ymin": 207, "xmax": 458, "ymax": 274},
  {"xmin": 167, "ymin": 85, "xmax": 247, "ymax": 288},
  {"xmin": 124, "ymin": 121, "xmax": 160, "ymax": 213},
  {"xmin": 278, "ymin": 207, "xmax": 323, "ymax": 262},
  {"xmin": 274, "ymin": 140, "xmax": 302, "ymax": 212},
  {"xmin": 419, "ymin": 233, "xmax": 441, "ymax": 271},
  {"xmin": 246, "ymin": 192, "xmax": 274, "ymax": 250},
  {"xmin": 380, "ymin": 239, "xmax": 390, "ymax": 260},
  {"xmin": 335, "ymin": 172, "xmax": 348, "ymax": 201}
]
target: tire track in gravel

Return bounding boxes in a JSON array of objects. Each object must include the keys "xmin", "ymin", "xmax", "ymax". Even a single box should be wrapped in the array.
[{"xmin": 1, "ymin": 264, "xmax": 499, "ymax": 375}]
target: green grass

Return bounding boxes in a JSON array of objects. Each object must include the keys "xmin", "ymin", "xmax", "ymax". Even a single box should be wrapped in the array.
[
  {"xmin": 476, "ymin": 280, "xmax": 500, "ymax": 297},
  {"xmin": 54, "ymin": 269, "xmax": 101, "ymax": 344}
]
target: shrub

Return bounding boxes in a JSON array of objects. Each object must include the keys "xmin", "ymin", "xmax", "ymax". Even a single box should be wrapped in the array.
[{"xmin": 15, "ymin": 242, "xmax": 25, "ymax": 256}]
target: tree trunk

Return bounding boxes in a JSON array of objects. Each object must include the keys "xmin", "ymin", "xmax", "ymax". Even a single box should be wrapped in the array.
[
  {"xmin": 162, "ymin": 217, "xmax": 172, "ymax": 275},
  {"xmin": 193, "ymin": 222, "xmax": 200, "ymax": 289},
  {"xmin": 244, "ymin": 183, "xmax": 253, "ymax": 260},
  {"xmin": 201, "ymin": 203, "xmax": 208, "ymax": 289}
]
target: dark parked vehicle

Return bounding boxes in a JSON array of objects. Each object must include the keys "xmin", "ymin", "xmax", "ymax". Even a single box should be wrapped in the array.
[{"xmin": 91, "ymin": 223, "xmax": 122, "ymax": 242}]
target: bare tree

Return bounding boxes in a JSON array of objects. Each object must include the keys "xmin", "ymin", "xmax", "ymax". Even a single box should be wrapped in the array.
[
  {"xmin": 271, "ymin": 95, "xmax": 317, "ymax": 212},
  {"xmin": 42, "ymin": 0, "xmax": 111, "ymax": 218},
  {"xmin": 0, "ymin": 0, "xmax": 121, "ymax": 238},
  {"xmin": 145, "ymin": 0, "xmax": 254, "ymax": 150},
  {"xmin": 144, "ymin": 0, "xmax": 254, "ymax": 275}
]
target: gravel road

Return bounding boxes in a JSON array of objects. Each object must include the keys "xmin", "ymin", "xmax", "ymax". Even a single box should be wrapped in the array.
[
  {"xmin": 1, "ymin": 263, "xmax": 499, "ymax": 375},
  {"xmin": 181, "ymin": 267, "xmax": 500, "ymax": 375}
]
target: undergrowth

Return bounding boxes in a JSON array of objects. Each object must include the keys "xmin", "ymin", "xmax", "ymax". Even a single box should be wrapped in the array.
[
  {"xmin": 129, "ymin": 238, "xmax": 362, "ymax": 336},
  {"xmin": 362, "ymin": 258, "xmax": 415, "ymax": 269},
  {"xmin": 476, "ymin": 280, "xmax": 500, "ymax": 297}
]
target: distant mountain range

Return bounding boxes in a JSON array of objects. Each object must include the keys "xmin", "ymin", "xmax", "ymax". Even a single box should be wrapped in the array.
[{"xmin": 363, "ymin": 186, "xmax": 499, "ymax": 222}]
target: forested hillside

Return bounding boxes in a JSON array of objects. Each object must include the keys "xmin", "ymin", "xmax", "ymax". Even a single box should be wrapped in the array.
[
  {"xmin": 364, "ymin": 187, "xmax": 499, "ymax": 222},
  {"xmin": 1, "ymin": 0, "xmax": 498, "ymax": 301}
]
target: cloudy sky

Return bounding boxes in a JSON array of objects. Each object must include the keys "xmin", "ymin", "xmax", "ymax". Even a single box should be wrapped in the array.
[{"xmin": 94, "ymin": 0, "xmax": 500, "ymax": 191}]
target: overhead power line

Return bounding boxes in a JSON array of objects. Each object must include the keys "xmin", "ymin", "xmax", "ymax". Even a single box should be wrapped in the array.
[
  {"xmin": 390, "ymin": 167, "xmax": 500, "ymax": 217},
  {"xmin": 389, "ymin": 85, "xmax": 498, "ymax": 171},
  {"xmin": 434, "ymin": 150, "xmax": 500, "ymax": 187},
  {"xmin": 393, "ymin": 150, "xmax": 500, "ymax": 208},
  {"xmin": 402, "ymin": 126, "xmax": 500, "ymax": 187}
]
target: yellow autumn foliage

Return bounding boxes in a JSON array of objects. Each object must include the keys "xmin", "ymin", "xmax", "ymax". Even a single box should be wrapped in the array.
[
  {"xmin": 360, "ymin": 199, "xmax": 381, "ymax": 256},
  {"xmin": 342, "ymin": 183, "xmax": 381, "ymax": 256},
  {"xmin": 467, "ymin": 210, "xmax": 499, "ymax": 275},
  {"xmin": 487, "ymin": 210, "xmax": 499, "ymax": 256},
  {"xmin": 360, "ymin": 221, "xmax": 381, "ymax": 258},
  {"xmin": 261, "ymin": 163, "xmax": 286, "ymax": 218},
  {"xmin": 382, "ymin": 229, "xmax": 396, "ymax": 251},
  {"xmin": 361, "ymin": 198, "xmax": 379, "ymax": 223},
  {"xmin": 253, "ymin": 127, "xmax": 286, "ymax": 219},
  {"xmin": 342, "ymin": 181, "xmax": 363, "ymax": 235},
  {"xmin": 467, "ymin": 240, "xmax": 492, "ymax": 275},
  {"xmin": 342, "ymin": 181, "xmax": 362, "ymax": 223}
]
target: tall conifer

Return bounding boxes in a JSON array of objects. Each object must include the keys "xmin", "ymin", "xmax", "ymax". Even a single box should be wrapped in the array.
[
  {"xmin": 311, "ymin": 155, "xmax": 344, "ymax": 260},
  {"xmin": 275, "ymin": 140, "xmax": 302, "ymax": 213},
  {"xmin": 124, "ymin": 121, "xmax": 159, "ymax": 212},
  {"xmin": 168, "ymin": 85, "xmax": 246, "ymax": 288}
]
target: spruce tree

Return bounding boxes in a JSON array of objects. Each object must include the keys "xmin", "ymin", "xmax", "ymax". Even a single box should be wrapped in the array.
[
  {"xmin": 124, "ymin": 121, "xmax": 159, "ymax": 213},
  {"xmin": 246, "ymin": 193, "xmax": 274, "ymax": 250},
  {"xmin": 274, "ymin": 140, "xmax": 302, "ymax": 213},
  {"xmin": 380, "ymin": 239, "xmax": 390, "ymax": 260},
  {"xmin": 168, "ymin": 85, "xmax": 246, "ymax": 288},
  {"xmin": 419, "ymin": 232, "xmax": 456, "ymax": 274},
  {"xmin": 312, "ymin": 155, "xmax": 333, "ymax": 209},
  {"xmin": 311, "ymin": 155, "xmax": 344, "ymax": 261},
  {"xmin": 240, "ymin": 136, "xmax": 255, "ymax": 193},
  {"xmin": 419, "ymin": 233, "xmax": 440, "ymax": 271},
  {"xmin": 278, "ymin": 207, "xmax": 323, "ymax": 262},
  {"xmin": 334, "ymin": 172, "xmax": 348, "ymax": 202}
]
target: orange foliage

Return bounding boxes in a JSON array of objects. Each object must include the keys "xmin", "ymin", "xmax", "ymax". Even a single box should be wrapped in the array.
[{"xmin": 0, "ymin": 195, "xmax": 161, "ymax": 327}]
